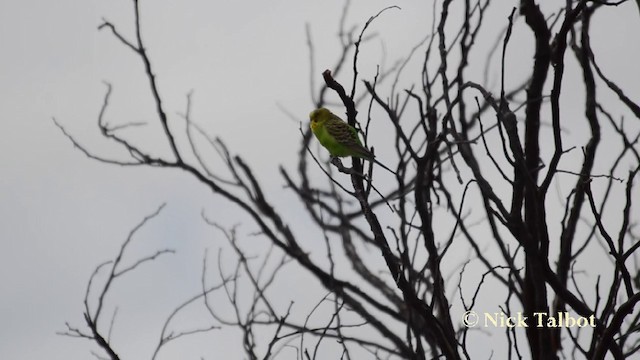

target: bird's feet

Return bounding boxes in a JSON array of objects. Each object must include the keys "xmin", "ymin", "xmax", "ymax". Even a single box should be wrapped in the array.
[{"xmin": 330, "ymin": 157, "xmax": 365, "ymax": 177}]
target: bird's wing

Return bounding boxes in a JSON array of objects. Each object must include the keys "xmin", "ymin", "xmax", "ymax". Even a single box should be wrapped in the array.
[{"xmin": 325, "ymin": 116, "xmax": 374, "ymax": 159}]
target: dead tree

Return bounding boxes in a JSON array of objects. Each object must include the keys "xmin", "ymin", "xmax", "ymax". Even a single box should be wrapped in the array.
[{"xmin": 58, "ymin": 0, "xmax": 640, "ymax": 359}]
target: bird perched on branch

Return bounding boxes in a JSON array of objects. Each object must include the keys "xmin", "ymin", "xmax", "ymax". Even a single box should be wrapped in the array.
[{"xmin": 309, "ymin": 108, "xmax": 395, "ymax": 175}]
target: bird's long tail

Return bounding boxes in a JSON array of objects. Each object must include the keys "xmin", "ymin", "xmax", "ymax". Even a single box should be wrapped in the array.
[
  {"xmin": 371, "ymin": 158, "xmax": 397, "ymax": 176},
  {"xmin": 352, "ymin": 144, "xmax": 396, "ymax": 175}
]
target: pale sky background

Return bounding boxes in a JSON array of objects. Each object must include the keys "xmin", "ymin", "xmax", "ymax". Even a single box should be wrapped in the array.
[{"xmin": 2, "ymin": 1, "xmax": 640, "ymax": 359}]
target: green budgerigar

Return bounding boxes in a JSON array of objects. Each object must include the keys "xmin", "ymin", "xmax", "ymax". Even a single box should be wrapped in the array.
[{"xmin": 309, "ymin": 108, "xmax": 395, "ymax": 174}]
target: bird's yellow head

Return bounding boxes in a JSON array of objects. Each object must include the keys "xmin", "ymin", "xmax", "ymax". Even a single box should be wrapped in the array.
[{"xmin": 309, "ymin": 108, "xmax": 331, "ymax": 132}]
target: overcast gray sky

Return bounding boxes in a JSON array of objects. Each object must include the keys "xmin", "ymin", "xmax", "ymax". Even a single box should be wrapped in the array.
[{"xmin": 2, "ymin": 1, "xmax": 640, "ymax": 359}]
